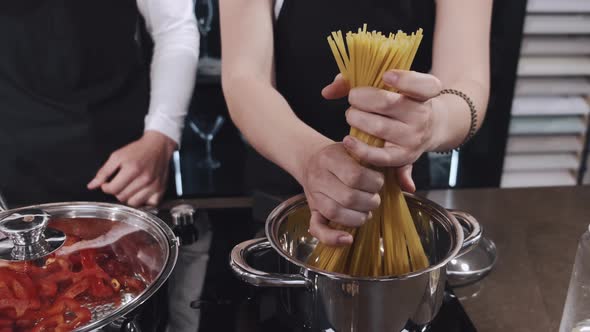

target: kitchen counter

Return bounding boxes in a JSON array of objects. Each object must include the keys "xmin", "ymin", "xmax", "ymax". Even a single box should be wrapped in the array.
[
  {"xmin": 424, "ymin": 186, "xmax": 590, "ymax": 332},
  {"xmin": 164, "ymin": 186, "xmax": 589, "ymax": 332}
]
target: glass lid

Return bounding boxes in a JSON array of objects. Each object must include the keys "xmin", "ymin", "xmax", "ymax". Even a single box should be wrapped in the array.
[{"xmin": 0, "ymin": 202, "xmax": 179, "ymax": 332}]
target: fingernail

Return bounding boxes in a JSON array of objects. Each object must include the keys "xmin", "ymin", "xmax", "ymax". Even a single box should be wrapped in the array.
[
  {"xmin": 383, "ymin": 71, "xmax": 399, "ymax": 84},
  {"xmin": 338, "ymin": 234, "xmax": 353, "ymax": 245},
  {"xmin": 343, "ymin": 136, "xmax": 355, "ymax": 148},
  {"xmin": 367, "ymin": 211, "xmax": 373, "ymax": 220}
]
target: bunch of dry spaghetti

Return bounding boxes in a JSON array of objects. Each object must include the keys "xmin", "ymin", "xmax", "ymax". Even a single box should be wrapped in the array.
[{"xmin": 306, "ymin": 25, "xmax": 429, "ymax": 277}]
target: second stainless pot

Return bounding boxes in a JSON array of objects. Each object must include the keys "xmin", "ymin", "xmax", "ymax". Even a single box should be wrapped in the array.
[
  {"xmin": 0, "ymin": 200, "xmax": 179, "ymax": 332},
  {"xmin": 230, "ymin": 193, "xmax": 481, "ymax": 332}
]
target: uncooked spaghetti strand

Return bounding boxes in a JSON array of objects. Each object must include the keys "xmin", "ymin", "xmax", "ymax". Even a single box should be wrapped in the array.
[
  {"xmin": 386, "ymin": 170, "xmax": 414, "ymax": 275},
  {"xmin": 401, "ymin": 29, "xmax": 423, "ymax": 71},
  {"xmin": 334, "ymin": 31, "xmax": 351, "ymax": 70},
  {"xmin": 348, "ymin": 217, "xmax": 371, "ymax": 275},
  {"xmin": 378, "ymin": 39, "xmax": 411, "ymax": 90},
  {"xmin": 385, "ymin": 169, "xmax": 429, "ymax": 270},
  {"xmin": 346, "ymin": 32, "xmax": 356, "ymax": 87},
  {"xmin": 327, "ymin": 37, "xmax": 348, "ymax": 79},
  {"xmin": 372, "ymin": 40, "xmax": 399, "ymax": 88},
  {"xmin": 380, "ymin": 183, "xmax": 394, "ymax": 275}
]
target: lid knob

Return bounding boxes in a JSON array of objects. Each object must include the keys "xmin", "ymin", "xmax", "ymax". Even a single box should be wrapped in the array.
[
  {"xmin": 0, "ymin": 209, "xmax": 65, "ymax": 261},
  {"xmin": 170, "ymin": 204, "xmax": 196, "ymax": 226},
  {"xmin": 0, "ymin": 209, "xmax": 49, "ymax": 246}
]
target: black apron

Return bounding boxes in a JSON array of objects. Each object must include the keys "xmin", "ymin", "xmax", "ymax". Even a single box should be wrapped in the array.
[
  {"xmin": 0, "ymin": 0, "xmax": 149, "ymax": 205},
  {"xmin": 246, "ymin": 0, "xmax": 436, "ymax": 197}
]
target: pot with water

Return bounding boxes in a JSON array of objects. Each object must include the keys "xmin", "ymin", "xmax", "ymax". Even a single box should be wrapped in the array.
[{"xmin": 230, "ymin": 193, "xmax": 481, "ymax": 332}]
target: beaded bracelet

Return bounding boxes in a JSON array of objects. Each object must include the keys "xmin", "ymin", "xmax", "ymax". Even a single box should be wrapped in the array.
[{"xmin": 438, "ymin": 88, "xmax": 478, "ymax": 153}]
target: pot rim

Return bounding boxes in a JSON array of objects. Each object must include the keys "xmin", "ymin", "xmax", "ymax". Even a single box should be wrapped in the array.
[
  {"xmin": 1, "ymin": 201, "xmax": 179, "ymax": 332},
  {"xmin": 265, "ymin": 193, "xmax": 464, "ymax": 281}
]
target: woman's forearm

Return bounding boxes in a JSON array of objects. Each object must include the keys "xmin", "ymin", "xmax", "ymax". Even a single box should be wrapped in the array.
[
  {"xmin": 429, "ymin": 0, "xmax": 492, "ymax": 152},
  {"xmin": 429, "ymin": 76, "xmax": 489, "ymax": 152},
  {"xmin": 223, "ymin": 76, "xmax": 332, "ymax": 184},
  {"xmin": 219, "ymin": 0, "xmax": 330, "ymax": 184}
]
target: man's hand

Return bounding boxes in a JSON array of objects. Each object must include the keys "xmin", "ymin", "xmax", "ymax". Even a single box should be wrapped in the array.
[{"xmin": 88, "ymin": 131, "xmax": 176, "ymax": 207}]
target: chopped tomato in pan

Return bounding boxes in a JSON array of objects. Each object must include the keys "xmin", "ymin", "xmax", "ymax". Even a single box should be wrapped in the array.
[{"xmin": 0, "ymin": 218, "xmax": 148, "ymax": 331}]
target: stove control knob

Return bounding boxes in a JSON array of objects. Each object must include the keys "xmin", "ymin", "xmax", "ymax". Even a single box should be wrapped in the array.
[
  {"xmin": 171, "ymin": 204, "xmax": 196, "ymax": 226},
  {"xmin": 170, "ymin": 204, "xmax": 199, "ymax": 245}
]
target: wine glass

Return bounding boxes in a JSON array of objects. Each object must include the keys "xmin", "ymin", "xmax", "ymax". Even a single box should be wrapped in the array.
[
  {"xmin": 189, "ymin": 114, "xmax": 225, "ymax": 169},
  {"xmin": 194, "ymin": 0, "xmax": 221, "ymax": 77},
  {"xmin": 195, "ymin": 0, "xmax": 214, "ymax": 59}
]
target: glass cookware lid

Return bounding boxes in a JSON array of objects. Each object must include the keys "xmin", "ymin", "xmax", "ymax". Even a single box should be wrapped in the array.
[{"xmin": 0, "ymin": 202, "xmax": 178, "ymax": 331}]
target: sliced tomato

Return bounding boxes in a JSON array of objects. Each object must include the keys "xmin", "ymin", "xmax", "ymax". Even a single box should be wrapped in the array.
[
  {"xmin": 89, "ymin": 277, "xmax": 114, "ymax": 298},
  {"xmin": 79, "ymin": 249, "xmax": 98, "ymax": 270},
  {"xmin": 41, "ymin": 298, "xmax": 91, "ymax": 331},
  {"xmin": 37, "ymin": 281, "xmax": 57, "ymax": 298},
  {"xmin": 0, "ymin": 269, "xmax": 37, "ymax": 299},
  {"xmin": 62, "ymin": 278, "xmax": 90, "ymax": 299},
  {"xmin": 121, "ymin": 276, "xmax": 145, "ymax": 292},
  {"xmin": 0, "ymin": 298, "xmax": 31, "ymax": 318},
  {"xmin": 30, "ymin": 315, "xmax": 64, "ymax": 332},
  {"xmin": 0, "ymin": 317, "xmax": 12, "ymax": 327}
]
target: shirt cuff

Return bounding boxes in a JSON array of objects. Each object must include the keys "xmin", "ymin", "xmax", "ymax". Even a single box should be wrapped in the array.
[{"xmin": 144, "ymin": 108, "xmax": 184, "ymax": 146}]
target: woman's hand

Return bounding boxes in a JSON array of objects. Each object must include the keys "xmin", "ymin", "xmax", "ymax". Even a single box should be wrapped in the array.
[
  {"xmin": 322, "ymin": 70, "xmax": 443, "ymax": 191},
  {"xmin": 87, "ymin": 131, "xmax": 176, "ymax": 207},
  {"xmin": 302, "ymin": 142, "xmax": 384, "ymax": 246}
]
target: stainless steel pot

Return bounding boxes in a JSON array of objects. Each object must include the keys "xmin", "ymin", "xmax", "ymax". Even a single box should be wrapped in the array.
[
  {"xmin": 0, "ymin": 199, "xmax": 179, "ymax": 332},
  {"xmin": 230, "ymin": 193, "xmax": 482, "ymax": 332}
]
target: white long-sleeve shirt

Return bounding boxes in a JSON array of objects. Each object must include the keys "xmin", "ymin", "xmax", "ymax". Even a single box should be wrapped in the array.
[{"xmin": 138, "ymin": 0, "xmax": 200, "ymax": 145}]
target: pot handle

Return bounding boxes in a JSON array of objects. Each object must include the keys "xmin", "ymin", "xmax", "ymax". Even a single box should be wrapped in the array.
[
  {"xmin": 449, "ymin": 210, "xmax": 482, "ymax": 256},
  {"xmin": 230, "ymin": 238, "xmax": 312, "ymax": 288},
  {"xmin": 0, "ymin": 191, "xmax": 7, "ymax": 212},
  {"xmin": 121, "ymin": 318, "xmax": 141, "ymax": 332}
]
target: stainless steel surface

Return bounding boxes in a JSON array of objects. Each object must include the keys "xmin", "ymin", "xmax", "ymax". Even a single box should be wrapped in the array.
[
  {"xmin": 101, "ymin": 316, "xmax": 142, "ymax": 332},
  {"xmin": 170, "ymin": 204, "xmax": 196, "ymax": 226},
  {"xmin": 0, "ymin": 202, "xmax": 179, "ymax": 332},
  {"xmin": 0, "ymin": 208, "xmax": 65, "ymax": 261},
  {"xmin": 47, "ymin": 202, "xmax": 179, "ymax": 332},
  {"xmin": 230, "ymin": 237, "xmax": 311, "ymax": 287},
  {"xmin": 0, "ymin": 191, "xmax": 7, "ymax": 211},
  {"xmin": 230, "ymin": 193, "xmax": 482, "ymax": 332},
  {"xmin": 449, "ymin": 210, "xmax": 484, "ymax": 256},
  {"xmin": 122, "ymin": 320, "xmax": 142, "ymax": 332},
  {"xmin": 0, "ymin": 208, "xmax": 49, "ymax": 244},
  {"xmin": 139, "ymin": 206, "xmax": 159, "ymax": 216},
  {"xmin": 447, "ymin": 236, "xmax": 497, "ymax": 288}
]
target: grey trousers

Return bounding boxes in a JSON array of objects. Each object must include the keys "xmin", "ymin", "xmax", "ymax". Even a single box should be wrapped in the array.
[{"xmin": 166, "ymin": 218, "xmax": 213, "ymax": 332}]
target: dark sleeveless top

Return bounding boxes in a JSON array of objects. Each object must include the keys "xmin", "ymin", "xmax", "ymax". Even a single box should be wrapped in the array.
[
  {"xmin": 246, "ymin": 0, "xmax": 436, "ymax": 196},
  {"xmin": 0, "ymin": 0, "xmax": 149, "ymax": 205}
]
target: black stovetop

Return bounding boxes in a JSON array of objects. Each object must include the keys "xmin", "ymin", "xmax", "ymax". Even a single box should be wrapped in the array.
[
  {"xmin": 146, "ymin": 208, "xmax": 477, "ymax": 332},
  {"xmin": 199, "ymin": 283, "xmax": 476, "ymax": 332}
]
